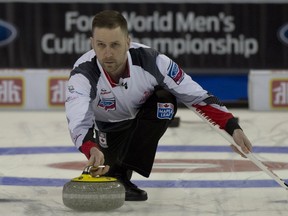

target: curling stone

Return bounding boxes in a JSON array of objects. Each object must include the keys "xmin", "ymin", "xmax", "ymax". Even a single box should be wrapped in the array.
[{"xmin": 62, "ymin": 166, "xmax": 125, "ymax": 211}]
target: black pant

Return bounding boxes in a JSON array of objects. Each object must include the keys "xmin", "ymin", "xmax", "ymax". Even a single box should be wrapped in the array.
[{"xmin": 95, "ymin": 88, "xmax": 177, "ymax": 177}]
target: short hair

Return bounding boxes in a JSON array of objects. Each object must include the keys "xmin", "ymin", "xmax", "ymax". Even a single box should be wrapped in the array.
[{"xmin": 91, "ymin": 10, "xmax": 128, "ymax": 36}]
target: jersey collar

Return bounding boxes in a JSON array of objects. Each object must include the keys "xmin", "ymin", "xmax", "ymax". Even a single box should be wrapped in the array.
[{"xmin": 102, "ymin": 60, "xmax": 130, "ymax": 87}]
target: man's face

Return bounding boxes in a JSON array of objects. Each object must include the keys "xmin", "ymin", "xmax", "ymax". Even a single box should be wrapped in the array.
[{"xmin": 91, "ymin": 26, "xmax": 130, "ymax": 76}]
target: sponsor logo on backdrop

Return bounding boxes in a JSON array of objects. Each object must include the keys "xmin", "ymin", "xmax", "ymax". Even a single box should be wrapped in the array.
[
  {"xmin": 41, "ymin": 11, "xmax": 91, "ymax": 54},
  {"xmin": 271, "ymin": 79, "xmax": 288, "ymax": 108},
  {"xmin": 278, "ymin": 23, "xmax": 288, "ymax": 46},
  {"xmin": 126, "ymin": 11, "xmax": 258, "ymax": 58},
  {"xmin": 0, "ymin": 20, "xmax": 17, "ymax": 46},
  {"xmin": 48, "ymin": 77, "xmax": 67, "ymax": 107},
  {"xmin": 0, "ymin": 77, "xmax": 24, "ymax": 106}
]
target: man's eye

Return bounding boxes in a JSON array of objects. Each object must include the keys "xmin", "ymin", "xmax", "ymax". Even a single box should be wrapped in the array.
[
  {"xmin": 97, "ymin": 43, "xmax": 105, "ymax": 47},
  {"xmin": 111, "ymin": 43, "xmax": 120, "ymax": 48}
]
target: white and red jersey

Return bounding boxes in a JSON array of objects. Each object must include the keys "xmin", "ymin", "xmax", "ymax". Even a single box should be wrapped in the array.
[{"xmin": 65, "ymin": 42, "xmax": 236, "ymax": 149}]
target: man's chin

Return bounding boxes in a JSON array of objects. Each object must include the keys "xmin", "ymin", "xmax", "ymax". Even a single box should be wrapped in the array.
[
  {"xmin": 103, "ymin": 67, "xmax": 116, "ymax": 74},
  {"xmin": 104, "ymin": 63, "xmax": 115, "ymax": 69}
]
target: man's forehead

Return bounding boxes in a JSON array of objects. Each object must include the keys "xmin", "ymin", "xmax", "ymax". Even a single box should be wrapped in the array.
[
  {"xmin": 93, "ymin": 26, "xmax": 122, "ymax": 35},
  {"xmin": 95, "ymin": 39, "xmax": 121, "ymax": 44},
  {"xmin": 92, "ymin": 27, "xmax": 127, "ymax": 43}
]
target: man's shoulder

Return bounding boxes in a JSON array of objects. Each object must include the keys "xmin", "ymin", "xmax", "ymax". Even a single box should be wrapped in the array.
[
  {"xmin": 130, "ymin": 42, "xmax": 150, "ymax": 49},
  {"xmin": 70, "ymin": 50, "xmax": 100, "ymax": 81},
  {"xmin": 129, "ymin": 42, "xmax": 160, "ymax": 63},
  {"xmin": 129, "ymin": 42, "xmax": 157, "ymax": 54},
  {"xmin": 73, "ymin": 49, "xmax": 96, "ymax": 69}
]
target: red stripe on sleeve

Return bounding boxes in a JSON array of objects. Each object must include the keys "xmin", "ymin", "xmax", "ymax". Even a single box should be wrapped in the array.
[
  {"xmin": 193, "ymin": 105, "xmax": 233, "ymax": 129},
  {"xmin": 80, "ymin": 140, "xmax": 99, "ymax": 159}
]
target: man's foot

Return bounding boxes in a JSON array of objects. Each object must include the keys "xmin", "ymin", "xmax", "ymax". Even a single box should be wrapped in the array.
[
  {"xmin": 112, "ymin": 168, "xmax": 148, "ymax": 201},
  {"xmin": 118, "ymin": 175, "xmax": 148, "ymax": 201}
]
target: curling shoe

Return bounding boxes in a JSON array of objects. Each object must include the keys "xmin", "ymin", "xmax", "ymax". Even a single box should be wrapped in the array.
[
  {"xmin": 114, "ymin": 169, "xmax": 148, "ymax": 201},
  {"xmin": 119, "ymin": 176, "xmax": 148, "ymax": 201}
]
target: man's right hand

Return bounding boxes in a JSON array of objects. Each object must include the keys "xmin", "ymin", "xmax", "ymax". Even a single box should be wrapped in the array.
[{"xmin": 87, "ymin": 147, "xmax": 110, "ymax": 176}]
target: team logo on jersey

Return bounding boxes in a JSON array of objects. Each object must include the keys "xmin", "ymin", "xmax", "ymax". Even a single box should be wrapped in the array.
[
  {"xmin": 157, "ymin": 103, "xmax": 174, "ymax": 119},
  {"xmin": 167, "ymin": 61, "xmax": 184, "ymax": 85},
  {"xmin": 97, "ymin": 97, "xmax": 116, "ymax": 111}
]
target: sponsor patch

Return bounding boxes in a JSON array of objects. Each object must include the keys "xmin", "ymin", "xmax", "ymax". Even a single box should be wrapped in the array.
[
  {"xmin": 157, "ymin": 103, "xmax": 174, "ymax": 119},
  {"xmin": 97, "ymin": 97, "xmax": 116, "ymax": 111},
  {"xmin": 68, "ymin": 85, "xmax": 75, "ymax": 93},
  {"xmin": 167, "ymin": 61, "xmax": 184, "ymax": 85},
  {"xmin": 98, "ymin": 131, "xmax": 108, "ymax": 148}
]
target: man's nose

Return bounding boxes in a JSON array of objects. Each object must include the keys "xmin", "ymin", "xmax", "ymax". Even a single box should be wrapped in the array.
[{"xmin": 104, "ymin": 47, "xmax": 112, "ymax": 57}]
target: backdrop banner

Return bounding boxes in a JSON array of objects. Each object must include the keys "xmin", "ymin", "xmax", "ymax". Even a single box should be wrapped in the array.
[
  {"xmin": 249, "ymin": 70, "xmax": 288, "ymax": 111},
  {"xmin": 0, "ymin": 69, "xmax": 69, "ymax": 110},
  {"xmin": 0, "ymin": 2, "xmax": 288, "ymax": 70}
]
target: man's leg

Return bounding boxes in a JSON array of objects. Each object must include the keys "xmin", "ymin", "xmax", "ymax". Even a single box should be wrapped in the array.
[
  {"xmin": 121, "ymin": 88, "xmax": 177, "ymax": 177},
  {"xmin": 120, "ymin": 88, "xmax": 177, "ymax": 201},
  {"xmin": 97, "ymin": 88, "xmax": 177, "ymax": 201}
]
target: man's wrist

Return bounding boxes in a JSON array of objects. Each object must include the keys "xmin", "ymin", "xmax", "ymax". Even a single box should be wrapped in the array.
[
  {"xmin": 80, "ymin": 140, "xmax": 99, "ymax": 159},
  {"xmin": 225, "ymin": 117, "xmax": 242, "ymax": 136}
]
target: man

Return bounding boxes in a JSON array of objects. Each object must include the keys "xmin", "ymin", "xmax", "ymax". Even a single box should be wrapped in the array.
[{"xmin": 65, "ymin": 10, "xmax": 252, "ymax": 201}]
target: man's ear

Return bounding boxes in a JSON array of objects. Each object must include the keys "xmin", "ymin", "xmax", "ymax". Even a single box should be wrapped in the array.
[
  {"xmin": 127, "ymin": 36, "xmax": 131, "ymax": 47},
  {"xmin": 90, "ymin": 37, "xmax": 94, "ymax": 49}
]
